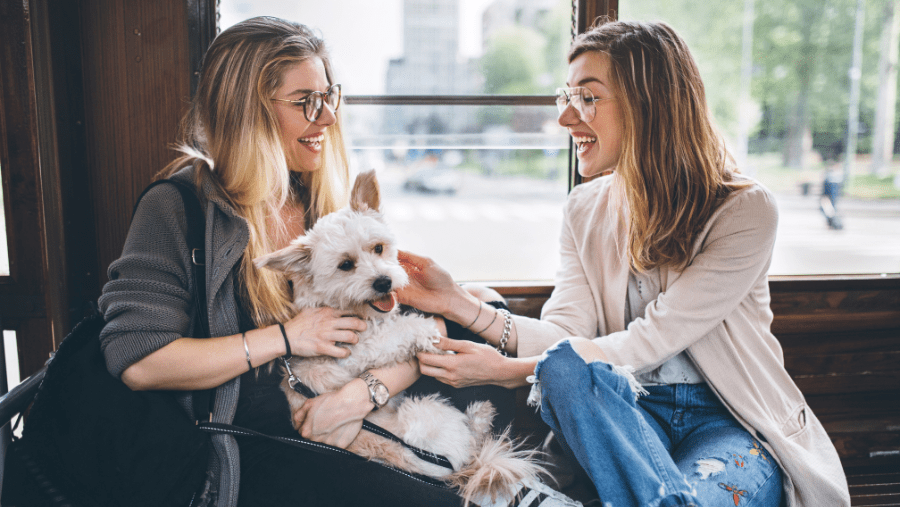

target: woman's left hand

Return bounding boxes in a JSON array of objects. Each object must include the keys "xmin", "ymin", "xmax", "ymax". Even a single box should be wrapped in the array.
[
  {"xmin": 291, "ymin": 379, "xmax": 373, "ymax": 449},
  {"xmin": 417, "ymin": 336, "xmax": 511, "ymax": 389}
]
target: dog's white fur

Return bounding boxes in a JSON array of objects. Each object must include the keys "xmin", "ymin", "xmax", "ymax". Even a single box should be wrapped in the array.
[{"xmin": 255, "ymin": 170, "xmax": 542, "ymax": 504}]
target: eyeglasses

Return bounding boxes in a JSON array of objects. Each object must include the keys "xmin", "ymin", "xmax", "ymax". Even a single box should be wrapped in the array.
[
  {"xmin": 272, "ymin": 83, "xmax": 342, "ymax": 122},
  {"xmin": 555, "ymin": 87, "xmax": 614, "ymax": 123}
]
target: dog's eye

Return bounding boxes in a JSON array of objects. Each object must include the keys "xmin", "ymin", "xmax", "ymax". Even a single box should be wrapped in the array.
[
  {"xmin": 374, "ymin": 244, "xmax": 383, "ymax": 254},
  {"xmin": 338, "ymin": 259, "xmax": 355, "ymax": 271}
]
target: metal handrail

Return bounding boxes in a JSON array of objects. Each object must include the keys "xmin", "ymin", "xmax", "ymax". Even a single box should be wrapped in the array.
[
  {"xmin": 344, "ymin": 94, "xmax": 556, "ymax": 106},
  {"xmin": 0, "ymin": 366, "xmax": 46, "ymax": 425}
]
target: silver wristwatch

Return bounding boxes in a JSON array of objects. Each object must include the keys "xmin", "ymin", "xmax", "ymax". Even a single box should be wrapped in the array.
[{"xmin": 359, "ymin": 370, "xmax": 389, "ymax": 409}]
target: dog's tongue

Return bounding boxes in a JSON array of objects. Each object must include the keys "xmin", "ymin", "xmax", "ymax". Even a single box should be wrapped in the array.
[{"xmin": 371, "ymin": 292, "xmax": 398, "ymax": 313}]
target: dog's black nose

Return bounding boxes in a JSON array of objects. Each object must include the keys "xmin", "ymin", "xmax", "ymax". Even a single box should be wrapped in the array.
[{"xmin": 372, "ymin": 275, "xmax": 392, "ymax": 294}]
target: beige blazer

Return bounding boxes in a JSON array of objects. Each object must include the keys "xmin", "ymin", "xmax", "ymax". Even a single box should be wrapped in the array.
[{"xmin": 514, "ymin": 174, "xmax": 850, "ymax": 507}]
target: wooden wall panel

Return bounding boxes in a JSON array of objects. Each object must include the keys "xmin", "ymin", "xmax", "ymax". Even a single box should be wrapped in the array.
[
  {"xmin": 1, "ymin": 0, "xmax": 210, "ymax": 378},
  {"xmin": 0, "ymin": 0, "xmax": 55, "ymax": 377},
  {"xmin": 79, "ymin": 0, "xmax": 192, "ymax": 288}
]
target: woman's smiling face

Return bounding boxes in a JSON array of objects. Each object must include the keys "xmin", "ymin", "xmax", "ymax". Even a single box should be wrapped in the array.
[
  {"xmin": 272, "ymin": 57, "xmax": 336, "ymax": 173},
  {"xmin": 558, "ymin": 51, "xmax": 624, "ymax": 178}
]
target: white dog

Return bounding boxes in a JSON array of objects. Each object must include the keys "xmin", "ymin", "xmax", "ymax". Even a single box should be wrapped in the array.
[{"xmin": 255, "ymin": 170, "xmax": 556, "ymax": 505}]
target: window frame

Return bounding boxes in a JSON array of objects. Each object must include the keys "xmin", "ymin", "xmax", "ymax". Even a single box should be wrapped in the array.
[{"xmin": 343, "ymin": 0, "xmax": 619, "ymax": 196}]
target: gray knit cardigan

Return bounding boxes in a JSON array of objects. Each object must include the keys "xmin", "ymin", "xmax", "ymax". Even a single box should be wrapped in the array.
[{"xmin": 99, "ymin": 167, "xmax": 248, "ymax": 507}]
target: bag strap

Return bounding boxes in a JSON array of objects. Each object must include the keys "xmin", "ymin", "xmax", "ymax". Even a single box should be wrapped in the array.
[
  {"xmin": 359, "ymin": 419, "xmax": 454, "ymax": 469},
  {"xmin": 196, "ymin": 422, "xmax": 452, "ymax": 488},
  {"xmin": 134, "ymin": 179, "xmax": 213, "ymax": 421},
  {"xmin": 133, "ymin": 179, "xmax": 210, "ymax": 339},
  {"xmin": 281, "ymin": 366, "xmax": 454, "ymax": 470}
]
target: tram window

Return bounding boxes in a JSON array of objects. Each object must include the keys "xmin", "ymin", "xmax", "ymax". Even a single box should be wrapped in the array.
[
  {"xmin": 219, "ymin": 0, "xmax": 900, "ymax": 279},
  {"xmin": 619, "ymin": 0, "xmax": 900, "ymax": 276},
  {"xmin": 219, "ymin": 0, "xmax": 574, "ymax": 282}
]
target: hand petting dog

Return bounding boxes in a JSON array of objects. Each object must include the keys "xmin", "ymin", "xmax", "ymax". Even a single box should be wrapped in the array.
[{"xmin": 283, "ymin": 306, "xmax": 365, "ymax": 359}]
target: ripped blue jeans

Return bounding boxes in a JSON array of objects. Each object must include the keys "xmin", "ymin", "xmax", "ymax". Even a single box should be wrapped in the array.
[{"xmin": 534, "ymin": 340, "xmax": 783, "ymax": 507}]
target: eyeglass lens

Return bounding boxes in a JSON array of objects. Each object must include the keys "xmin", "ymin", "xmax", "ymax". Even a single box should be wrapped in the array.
[
  {"xmin": 555, "ymin": 87, "xmax": 595, "ymax": 122},
  {"xmin": 305, "ymin": 85, "xmax": 342, "ymax": 122}
]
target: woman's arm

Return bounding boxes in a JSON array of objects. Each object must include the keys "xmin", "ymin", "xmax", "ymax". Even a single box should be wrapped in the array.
[
  {"xmin": 290, "ymin": 358, "xmax": 421, "ymax": 448},
  {"xmin": 418, "ymin": 336, "xmax": 537, "ymax": 389},
  {"xmin": 397, "ymin": 251, "xmax": 543, "ymax": 388},
  {"xmin": 103, "ymin": 183, "xmax": 366, "ymax": 391},
  {"xmin": 121, "ymin": 306, "xmax": 366, "ymax": 391},
  {"xmin": 397, "ymin": 251, "xmax": 525, "ymax": 355}
]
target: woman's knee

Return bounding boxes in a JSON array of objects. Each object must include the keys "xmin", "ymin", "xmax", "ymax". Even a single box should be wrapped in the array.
[
  {"xmin": 566, "ymin": 336, "xmax": 607, "ymax": 363},
  {"xmin": 539, "ymin": 338, "xmax": 644, "ymax": 404},
  {"xmin": 534, "ymin": 338, "xmax": 608, "ymax": 394}
]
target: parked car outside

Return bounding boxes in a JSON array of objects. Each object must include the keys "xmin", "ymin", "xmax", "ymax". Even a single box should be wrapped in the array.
[{"xmin": 403, "ymin": 166, "xmax": 462, "ymax": 195}]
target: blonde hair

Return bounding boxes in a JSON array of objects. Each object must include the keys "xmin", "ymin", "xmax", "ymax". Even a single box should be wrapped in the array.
[
  {"xmin": 570, "ymin": 19, "xmax": 750, "ymax": 272},
  {"xmin": 160, "ymin": 16, "xmax": 349, "ymax": 326}
]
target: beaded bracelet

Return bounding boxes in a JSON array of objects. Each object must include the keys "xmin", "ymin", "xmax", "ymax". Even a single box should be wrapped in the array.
[{"xmin": 495, "ymin": 309, "xmax": 512, "ymax": 356}]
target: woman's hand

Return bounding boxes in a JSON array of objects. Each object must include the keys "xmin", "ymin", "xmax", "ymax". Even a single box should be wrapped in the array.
[
  {"xmin": 283, "ymin": 307, "xmax": 366, "ymax": 359},
  {"xmin": 291, "ymin": 379, "xmax": 373, "ymax": 448},
  {"xmin": 418, "ymin": 336, "xmax": 531, "ymax": 390},
  {"xmin": 397, "ymin": 250, "xmax": 472, "ymax": 317}
]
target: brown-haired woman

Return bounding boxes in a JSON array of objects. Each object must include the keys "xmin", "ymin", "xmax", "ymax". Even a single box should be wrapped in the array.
[
  {"xmin": 99, "ymin": 16, "xmax": 464, "ymax": 506},
  {"xmin": 399, "ymin": 20, "xmax": 850, "ymax": 507}
]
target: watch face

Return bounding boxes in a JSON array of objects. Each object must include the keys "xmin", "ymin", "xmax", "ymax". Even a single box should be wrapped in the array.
[{"xmin": 373, "ymin": 384, "xmax": 390, "ymax": 406}]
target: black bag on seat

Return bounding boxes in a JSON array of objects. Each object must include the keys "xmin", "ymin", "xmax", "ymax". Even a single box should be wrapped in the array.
[
  {"xmin": 2, "ymin": 311, "xmax": 210, "ymax": 507},
  {"xmin": 2, "ymin": 179, "xmax": 211, "ymax": 507}
]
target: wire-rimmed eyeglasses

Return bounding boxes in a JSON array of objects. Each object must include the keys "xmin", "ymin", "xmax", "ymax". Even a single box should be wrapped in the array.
[
  {"xmin": 555, "ymin": 86, "xmax": 614, "ymax": 123},
  {"xmin": 272, "ymin": 83, "xmax": 342, "ymax": 122}
]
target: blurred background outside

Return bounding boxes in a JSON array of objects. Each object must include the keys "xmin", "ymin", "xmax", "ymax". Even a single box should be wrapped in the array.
[{"xmin": 196, "ymin": 1, "xmax": 900, "ymax": 280}]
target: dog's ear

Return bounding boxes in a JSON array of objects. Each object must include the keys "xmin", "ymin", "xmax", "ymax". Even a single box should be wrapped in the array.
[
  {"xmin": 254, "ymin": 238, "xmax": 312, "ymax": 276},
  {"xmin": 350, "ymin": 169, "xmax": 381, "ymax": 212}
]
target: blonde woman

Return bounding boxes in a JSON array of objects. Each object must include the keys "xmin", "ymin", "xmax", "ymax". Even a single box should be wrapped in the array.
[
  {"xmin": 98, "ymin": 17, "xmax": 463, "ymax": 506},
  {"xmin": 399, "ymin": 20, "xmax": 850, "ymax": 507}
]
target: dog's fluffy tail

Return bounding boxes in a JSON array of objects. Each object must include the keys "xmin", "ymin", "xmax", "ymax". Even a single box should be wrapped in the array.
[{"xmin": 447, "ymin": 427, "xmax": 545, "ymax": 507}]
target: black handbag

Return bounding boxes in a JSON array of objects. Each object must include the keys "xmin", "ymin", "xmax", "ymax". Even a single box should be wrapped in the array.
[{"xmin": 2, "ymin": 179, "xmax": 212, "ymax": 507}]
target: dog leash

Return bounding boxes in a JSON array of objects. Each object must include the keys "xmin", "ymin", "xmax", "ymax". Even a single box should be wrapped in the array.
[{"xmin": 281, "ymin": 357, "xmax": 454, "ymax": 470}]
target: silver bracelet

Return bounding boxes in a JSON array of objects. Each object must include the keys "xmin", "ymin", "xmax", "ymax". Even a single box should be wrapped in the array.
[
  {"xmin": 496, "ymin": 309, "xmax": 512, "ymax": 356},
  {"xmin": 241, "ymin": 332, "xmax": 253, "ymax": 371}
]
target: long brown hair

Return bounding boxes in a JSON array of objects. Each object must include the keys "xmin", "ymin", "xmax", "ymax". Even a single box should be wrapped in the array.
[
  {"xmin": 570, "ymin": 19, "xmax": 750, "ymax": 272},
  {"xmin": 160, "ymin": 16, "xmax": 349, "ymax": 326}
]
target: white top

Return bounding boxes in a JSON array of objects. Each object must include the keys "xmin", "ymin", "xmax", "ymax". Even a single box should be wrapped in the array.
[{"xmin": 626, "ymin": 268, "xmax": 704, "ymax": 385}]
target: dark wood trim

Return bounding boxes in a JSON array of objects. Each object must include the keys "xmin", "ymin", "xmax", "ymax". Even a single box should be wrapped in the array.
[
  {"xmin": 29, "ymin": 0, "xmax": 71, "ymax": 352},
  {"xmin": 495, "ymin": 275, "xmax": 900, "ymax": 322},
  {"xmin": 491, "ymin": 275, "xmax": 900, "ymax": 296},
  {"xmin": 577, "ymin": 0, "xmax": 618, "ymax": 33},
  {"xmin": 571, "ymin": 0, "xmax": 618, "ymax": 188},
  {"xmin": 185, "ymin": 0, "xmax": 217, "ymax": 97},
  {"xmin": 44, "ymin": 0, "xmax": 99, "ymax": 326},
  {"xmin": 768, "ymin": 274, "xmax": 900, "ymax": 292}
]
